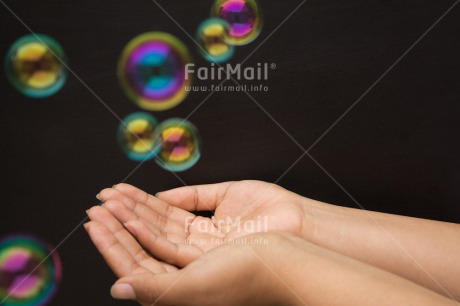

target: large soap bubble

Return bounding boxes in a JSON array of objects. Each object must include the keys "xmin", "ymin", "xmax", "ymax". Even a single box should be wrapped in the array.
[
  {"xmin": 118, "ymin": 32, "xmax": 192, "ymax": 111},
  {"xmin": 117, "ymin": 112, "xmax": 160, "ymax": 162},
  {"xmin": 196, "ymin": 18, "xmax": 235, "ymax": 63},
  {"xmin": 5, "ymin": 34, "xmax": 67, "ymax": 98},
  {"xmin": 0, "ymin": 235, "xmax": 62, "ymax": 306},
  {"xmin": 153, "ymin": 118, "xmax": 201, "ymax": 172},
  {"xmin": 211, "ymin": 0, "xmax": 262, "ymax": 45}
]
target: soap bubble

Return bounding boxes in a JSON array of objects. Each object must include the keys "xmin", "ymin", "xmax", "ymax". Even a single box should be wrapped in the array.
[
  {"xmin": 117, "ymin": 112, "xmax": 160, "ymax": 162},
  {"xmin": 196, "ymin": 18, "xmax": 235, "ymax": 63},
  {"xmin": 4, "ymin": 34, "xmax": 67, "ymax": 98},
  {"xmin": 211, "ymin": 0, "xmax": 262, "ymax": 45},
  {"xmin": 0, "ymin": 235, "xmax": 62, "ymax": 306},
  {"xmin": 154, "ymin": 118, "xmax": 201, "ymax": 172},
  {"xmin": 118, "ymin": 32, "xmax": 192, "ymax": 111}
]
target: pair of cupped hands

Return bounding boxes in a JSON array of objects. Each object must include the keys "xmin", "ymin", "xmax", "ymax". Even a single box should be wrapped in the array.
[{"xmin": 85, "ymin": 180, "xmax": 309, "ymax": 306}]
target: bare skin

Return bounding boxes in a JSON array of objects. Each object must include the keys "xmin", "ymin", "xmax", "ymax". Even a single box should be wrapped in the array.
[
  {"xmin": 85, "ymin": 226, "xmax": 455, "ymax": 306},
  {"xmin": 92, "ymin": 181, "xmax": 306, "ymax": 267},
  {"xmin": 86, "ymin": 180, "xmax": 460, "ymax": 304}
]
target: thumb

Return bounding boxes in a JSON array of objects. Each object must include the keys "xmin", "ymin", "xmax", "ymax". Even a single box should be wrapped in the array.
[
  {"xmin": 156, "ymin": 182, "xmax": 234, "ymax": 211},
  {"xmin": 111, "ymin": 271, "xmax": 188, "ymax": 305}
]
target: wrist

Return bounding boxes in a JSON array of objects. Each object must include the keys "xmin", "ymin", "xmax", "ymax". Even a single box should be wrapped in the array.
[
  {"xmin": 298, "ymin": 196, "xmax": 375, "ymax": 262},
  {"xmin": 299, "ymin": 196, "xmax": 348, "ymax": 245},
  {"xmin": 254, "ymin": 232, "xmax": 315, "ymax": 306},
  {"xmin": 249, "ymin": 233, "xmax": 307, "ymax": 306}
]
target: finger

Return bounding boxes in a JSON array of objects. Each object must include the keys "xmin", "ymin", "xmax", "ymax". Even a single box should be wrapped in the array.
[
  {"xmin": 111, "ymin": 271, "xmax": 193, "ymax": 305},
  {"xmin": 112, "ymin": 183, "xmax": 194, "ymax": 222},
  {"xmin": 87, "ymin": 205, "xmax": 166, "ymax": 274},
  {"xmin": 104, "ymin": 200, "xmax": 187, "ymax": 246},
  {"xmin": 103, "ymin": 198, "xmax": 186, "ymax": 237},
  {"xmin": 84, "ymin": 221, "xmax": 139, "ymax": 277},
  {"xmin": 102, "ymin": 200, "xmax": 160, "ymax": 236},
  {"xmin": 125, "ymin": 220, "xmax": 203, "ymax": 267},
  {"xmin": 156, "ymin": 182, "xmax": 235, "ymax": 211},
  {"xmin": 98, "ymin": 188, "xmax": 137, "ymax": 209},
  {"xmin": 103, "ymin": 200, "xmax": 188, "ymax": 245}
]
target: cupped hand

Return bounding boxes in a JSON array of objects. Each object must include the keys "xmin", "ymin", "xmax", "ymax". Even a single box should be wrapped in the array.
[
  {"xmin": 97, "ymin": 180, "xmax": 311, "ymax": 267},
  {"xmin": 109, "ymin": 232, "xmax": 292, "ymax": 306}
]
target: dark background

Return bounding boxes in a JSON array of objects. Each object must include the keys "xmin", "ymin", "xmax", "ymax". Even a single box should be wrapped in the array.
[{"xmin": 1, "ymin": 0, "xmax": 459, "ymax": 305}]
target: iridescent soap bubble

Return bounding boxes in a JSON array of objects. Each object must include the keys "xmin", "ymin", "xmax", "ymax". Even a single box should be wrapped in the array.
[
  {"xmin": 117, "ymin": 112, "xmax": 160, "ymax": 162},
  {"xmin": 196, "ymin": 18, "xmax": 235, "ymax": 63},
  {"xmin": 4, "ymin": 34, "xmax": 67, "ymax": 98},
  {"xmin": 154, "ymin": 118, "xmax": 201, "ymax": 172},
  {"xmin": 211, "ymin": 0, "xmax": 262, "ymax": 46},
  {"xmin": 118, "ymin": 32, "xmax": 192, "ymax": 111},
  {"xmin": 0, "ymin": 235, "xmax": 62, "ymax": 306}
]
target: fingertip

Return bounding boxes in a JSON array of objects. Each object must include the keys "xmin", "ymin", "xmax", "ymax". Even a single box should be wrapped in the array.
[
  {"xmin": 86, "ymin": 207, "xmax": 96, "ymax": 219},
  {"xmin": 124, "ymin": 219, "xmax": 143, "ymax": 232},
  {"xmin": 111, "ymin": 283, "xmax": 136, "ymax": 300},
  {"xmin": 116, "ymin": 183, "xmax": 147, "ymax": 201},
  {"xmin": 98, "ymin": 188, "xmax": 116, "ymax": 200},
  {"xmin": 87, "ymin": 205, "xmax": 107, "ymax": 219},
  {"xmin": 113, "ymin": 183, "xmax": 133, "ymax": 191},
  {"xmin": 123, "ymin": 222, "xmax": 136, "ymax": 236},
  {"xmin": 154, "ymin": 189, "xmax": 176, "ymax": 201},
  {"xmin": 154, "ymin": 186, "xmax": 196, "ymax": 210},
  {"xmin": 83, "ymin": 222, "xmax": 90, "ymax": 231},
  {"xmin": 154, "ymin": 190, "xmax": 175, "ymax": 202}
]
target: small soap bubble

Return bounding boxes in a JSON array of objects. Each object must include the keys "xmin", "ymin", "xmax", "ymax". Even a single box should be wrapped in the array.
[
  {"xmin": 118, "ymin": 32, "xmax": 192, "ymax": 111},
  {"xmin": 117, "ymin": 112, "xmax": 160, "ymax": 162},
  {"xmin": 211, "ymin": 0, "xmax": 262, "ymax": 45},
  {"xmin": 4, "ymin": 34, "xmax": 67, "ymax": 98},
  {"xmin": 0, "ymin": 235, "xmax": 62, "ymax": 306},
  {"xmin": 154, "ymin": 118, "xmax": 201, "ymax": 172},
  {"xmin": 196, "ymin": 18, "xmax": 235, "ymax": 63}
]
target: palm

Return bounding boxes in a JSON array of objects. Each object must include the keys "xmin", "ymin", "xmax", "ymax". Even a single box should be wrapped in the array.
[
  {"xmin": 212, "ymin": 181, "xmax": 305, "ymax": 238},
  {"xmin": 98, "ymin": 180, "xmax": 305, "ymax": 267}
]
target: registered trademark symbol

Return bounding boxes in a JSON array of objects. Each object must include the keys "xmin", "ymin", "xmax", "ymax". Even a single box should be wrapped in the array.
[{"xmin": 270, "ymin": 63, "xmax": 276, "ymax": 69}]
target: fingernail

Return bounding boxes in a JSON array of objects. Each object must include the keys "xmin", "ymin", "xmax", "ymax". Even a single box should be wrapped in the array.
[
  {"xmin": 155, "ymin": 192, "xmax": 161, "ymax": 197},
  {"xmin": 123, "ymin": 223, "xmax": 136, "ymax": 235},
  {"xmin": 111, "ymin": 283, "xmax": 136, "ymax": 300},
  {"xmin": 112, "ymin": 184, "xmax": 118, "ymax": 189},
  {"xmin": 96, "ymin": 194, "xmax": 101, "ymax": 201},
  {"xmin": 83, "ymin": 223, "xmax": 89, "ymax": 231},
  {"xmin": 85, "ymin": 210, "xmax": 90, "ymax": 215}
]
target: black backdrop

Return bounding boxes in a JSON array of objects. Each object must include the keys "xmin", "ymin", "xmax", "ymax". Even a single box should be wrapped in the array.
[{"xmin": 1, "ymin": 0, "xmax": 459, "ymax": 305}]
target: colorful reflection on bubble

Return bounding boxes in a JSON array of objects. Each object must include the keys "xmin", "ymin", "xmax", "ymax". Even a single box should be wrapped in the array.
[
  {"xmin": 0, "ymin": 235, "xmax": 62, "ymax": 306},
  {"xmin": 154, "ymin": 119, "xmax": 201, "ymax": 172},
  {"xmin": 118, "ymin": 32, "xmax": 192, "ymax": 111},
  {"xmin": 211, "ymin": 0, "xmax": 262, "ymax": 46},
  {"xmin": 117, "ymin": 112, "xmax": 160, "ymax": 162},
  {"xmin": 196, "ymin": 18, "xmax": 235, "ymax": 63},
  {"xmin": 4, "ymin": 34, "xmax": 67, "ymax": 98}
]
